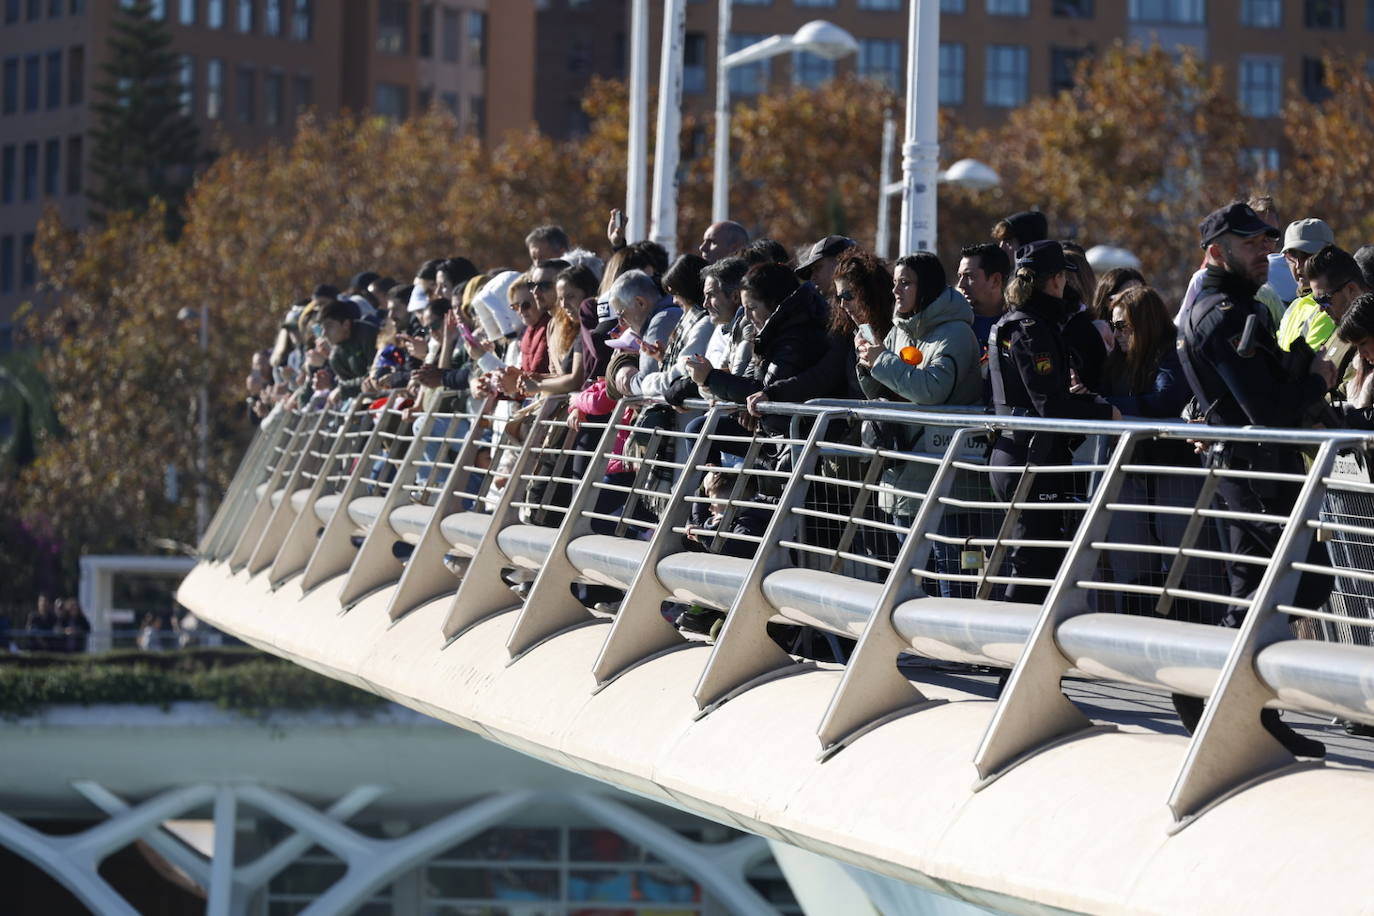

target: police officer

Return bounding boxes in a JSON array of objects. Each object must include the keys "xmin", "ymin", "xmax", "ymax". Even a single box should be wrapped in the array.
[
  {"xmin": 1177, "ymin": 201, "xmax": 1336, "ymax": 758},
  {"xmin": 988, "ymin": 241, "xmax": 1118, "ymax": 603}
]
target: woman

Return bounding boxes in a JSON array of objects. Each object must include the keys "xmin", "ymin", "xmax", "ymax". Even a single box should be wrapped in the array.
[
  {"xmin": 1090, "ymin": 267, "xmax": 1146, "ymax": 324},
  {"xmin": 1086, "ymin": 286, "xmax": 1214, "ymax": 614},
  {"xmin": 987, "ymin": 240, "xmax": 1118, "ymax": 603},
  {"xmin": 528, "ymin": 264, "xmax": 594, "ymax": 396},
  {"xmin": 854, "ymin": 250, "xmax": 983, "ymax": 595},
  {"xmin": 685, "ymin": 262, "xmax": 830, "ymax": 455},
  {"xmin": 1337, "ymin": 292, "xmax": 1374, "ymax": 427}
]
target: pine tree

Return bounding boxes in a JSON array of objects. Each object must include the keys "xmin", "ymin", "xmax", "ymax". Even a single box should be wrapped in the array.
[{"xmin": 88, "ymin": 0, "xmax": 202, "ymax": 237}]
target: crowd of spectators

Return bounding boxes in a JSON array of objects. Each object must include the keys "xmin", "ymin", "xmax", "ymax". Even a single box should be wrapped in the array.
[
  {"xmin": 5, "ymin": 595, "xmax": 91, "ymax": 653},
  {"xmin": 243, "ymin": 198, "xmax": 1374, "ymax": 757}
]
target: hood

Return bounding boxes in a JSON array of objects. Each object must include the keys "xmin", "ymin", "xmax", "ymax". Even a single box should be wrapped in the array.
[
  {"xmin": 755, "ymin": 282, "xmax": 829, "ymax": 355},
  {"xmin": 895, "ymin": 286, "xmax": 973, "ymax": 338}
]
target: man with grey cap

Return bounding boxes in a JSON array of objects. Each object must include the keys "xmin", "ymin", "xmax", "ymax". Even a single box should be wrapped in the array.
[
  {"xmin": 1276, "ymin": 218, "xmax": 1337, "ymax": 351},
  {"xmin": 795, "ymin": 234, "xmax": 855, "ymax": 305}
]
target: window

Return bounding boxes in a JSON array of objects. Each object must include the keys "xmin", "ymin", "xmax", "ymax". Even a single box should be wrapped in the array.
[
  {"xmin": 21, "ymin": 141, "xmax": 37, "ymax": 201},
  {"xmin": 441, "ymin": 7, "xmax": 460, "ymax": 61},
  {"xmin": 65, "ymin": 134, "xmax": 80, "ymax": 194},
  {"xmin": 1305, "ymin": 0, "xmax": 1344, "ymax": 26},
  {"xmin": 42, "ymin": 137, "xmax": 58, "ymax": 196},
  {"xmin": 1367, "ymin": 0, "xmax": 1374, "ymax": 28},
  {"xmin": 292, "ymin": 74, "xmax": 311, "ymax": 113},
  {"xmin": 149, "ymin": 0, "xmax": 165, "ymax": 18},
  {"xmin": 67, "ymin": 45, "xmax": 82, "ymax": 104},
  {"xmin": 987, "ymin": 0, "xmax": 1028, "ymax": 13},
  {"xmin": 264, "ymin": 0, "xmax": 280, "ymax": 34},
  {"xmin": 25, "ymin": 0, "xmax": 37, "ymax": 18},
  {"xmin": 985, "ymin": 45, "xmax": 1028, "ymax": 106},
  {"xmin": 207, "ymin": 0, "xmax": 222, "ymax": 28},
  {"xmin": 378, "ymin": 1, "xmax": 409, "ymax": 54},
  {"xmin": 206, "ymin": 57, "xmax": 223, "ymax": 118},
  {"xmin": 1302, "ymin": 56, "xmax": 1332, "ymax": 101},
  {"xmin": 177, "ymin": 55, "xmax": 194, "ymax": 114},
  {"xmin": 1051, "ymin": 46, "xmax": 1088, "ymax": 92},
  {"xmin": 73, "ymin": 0, "xmax": 85, "ymax": 11},
  {"xmin": 0, "ymin": 146, "xmax": 12, "ymax": 203},
  {"xmin": 418, "ymin": 3, "xmax": 433, "ymax": 56},
  {"xmin": 3, "ymin": 0, "xmax": 16, "ymax": 22},
  {"xmin": 264, "ymin": 70, "xmax": 282, "ymax": 125},
  {"xmin": 1239, "ymin": 54, "xmax": 1281, "ymax": 116},
  {"xmin": 1241, "ymin": 0, "xmax": 1280, "ymax": 25},
  {"xmin": 1, "ymin": 58, "xmax": 16, "ymax": 115},
  {"xmin": 727, "ymin": 33, "xmax": 770, "ymax": 93},
  {"xmin": 939, "ymin": 41, "xmax": 964, "ymax": 104},
  {"xmin": 20, "ymin": 232, "xmax": 34, "ymax": 288},
  {"xmin": 941, "ymin": 0, "xmax": 966, "ymax": 10},
  {"xmin": 416, "ymin": 86, "xmax": 431, "ymax": 111},
  {"xmin": 290, "ymin": 0, "xmax": 310, "ymax": 38},
  {"xmin": 467, "ymin": 11, "xmax": 486, "ymax": 66},
  {"xmin": 683, "ymin": 32, "xmax": 705, "ymax": 93},
  {"xmin": 440, "ymin": 91, "xmax": 458, "ymax": 116},
  {"xmin": 0, "ymin": 237, "xmax": 12, "ymax": 294},
  {"xmin": 237, "ymin": 0, "xmax": 252, "ymax": 31},
  {"xmin": 794, "ymin": 0, "xmax": 836, "ymax": 6},
  {"xmin": 48, "ymin": 0, "xmax": 60, "ymax": 16},
  {"xmin": 235, "ymin": 65, "xmax": 254, "ymax": 122},
  {"xmin": 179, "ymin": 0, "xmax": 194, "ymax": 24},
  {"xmin": 1243, "ymin": 146, "xmax": 1280, "ymax": 175},
  {"xmin": 469, "ymin": 94, "xmax": 484, "ymax": 135},
  {"xmin": 45, "ymin": 49, "xmax": 60, "ymax": 109},
  {"xmin": 792, "ymin": 50, "xmax": 834, "ymax": 88},
  {"xmin": 1054, "ymin": 0, "xmax": 1093, "ymax": 15},
  {"xmin": 1129, "ymin": 0, "xmax": 1205, "ymax": 23},
  {"xmin": 858, "ymin": 38, "xmax": 902, "ymax": 91},
  {"xmin": 375, "ymin": 82, "xmax": 408, "ymax": 119},
  {"xmin": 858, "ymin": 0, "xmax": 901, "ymax": 8},
  {"xmin": 23, "ymin": 54, "xmax": 39, "ymax": 112}
]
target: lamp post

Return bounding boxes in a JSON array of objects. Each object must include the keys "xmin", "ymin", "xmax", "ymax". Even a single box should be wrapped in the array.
[
  {"xmin": 176, "ymin": 305, "xmax": 210, "ymax": 538},
  {"xmin": 711, "ymin": 16, "xmax": 859, "ymax": 224},
  {"xmin": 625, "ymin": 0, "xmax": 650, "ymax": 245},
  {"xmin": 876, "ymin": 156, "xmax": 1000, "ymax": 259},
  {"xmin": 898, "ymin": 0, "xmax": 939, "ymax": 254}
]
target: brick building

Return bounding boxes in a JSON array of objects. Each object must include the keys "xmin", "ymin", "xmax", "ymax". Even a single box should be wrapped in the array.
[{"xmin": 0, "ymin": 0, "xmax": 534, "ymax": 342}]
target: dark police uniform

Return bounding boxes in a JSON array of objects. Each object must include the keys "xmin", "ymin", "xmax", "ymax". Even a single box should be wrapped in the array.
[
  {"xmin": 988, "ymin": 288, "xmax": 1113, "ymax": 603},
  {"xmin": 1177, "ymin": 266, "xmax": 1333, "ymax": 623}
]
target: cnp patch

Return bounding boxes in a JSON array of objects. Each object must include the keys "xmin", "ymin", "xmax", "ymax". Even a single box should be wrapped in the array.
[{"xmin": 1033, "ymin": 353, "xmax": 1053, "ymax": 374}]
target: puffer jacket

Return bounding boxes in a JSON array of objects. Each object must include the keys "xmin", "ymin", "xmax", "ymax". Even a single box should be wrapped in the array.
[
  {"xmin": 857, "ymin": 285, "xmax": 982, "ymax": 517},
  {"xmin": 703, "ymin": 283, "xmax": 832, "ymax": 435}
]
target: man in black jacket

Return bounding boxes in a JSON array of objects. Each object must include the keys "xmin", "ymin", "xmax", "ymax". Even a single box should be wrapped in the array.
[{"xmin": 1177, "ymin": 201, "xmax": 1336, "ymax": 757}]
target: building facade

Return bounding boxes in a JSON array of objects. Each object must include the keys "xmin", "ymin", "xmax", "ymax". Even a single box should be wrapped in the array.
[
  {"xmin": 0, "ymin": 0, "xmax": 534, "ymax": 341},
  {"xmin": 533, "ymin": 0, "xmax": 1374, "ymax": 166}
]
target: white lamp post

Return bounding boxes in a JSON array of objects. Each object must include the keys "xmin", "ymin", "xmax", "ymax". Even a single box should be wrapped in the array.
[
  {"xmin": 875, "ymin": 156, "xmax": 1000, "ymax": 259},
  {"xmin": 711, "ymin": 14, "xmax": 859, "ymax": 223},
  {"xmin": 898, "ymin": 0, "xmax": 939, "ymax": 255}
]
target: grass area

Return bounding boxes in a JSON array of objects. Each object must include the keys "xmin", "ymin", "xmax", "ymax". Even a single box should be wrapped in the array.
[{"xmin": 0, "ymin": 647, "xmax": 384, "ymax": 719}]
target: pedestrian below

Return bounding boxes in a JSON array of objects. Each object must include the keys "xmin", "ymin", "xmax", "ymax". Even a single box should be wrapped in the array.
[
  {"xmin": 1176, "ymin": 200, "xmax": 1337, "ymax": 758},
  {"xmin": 25, "ymin": 595, "xmax": 57, "ymax": 652},
  {"xmin": 987, "ymin": 240, "xmax": 1118, "ymax": 604}
]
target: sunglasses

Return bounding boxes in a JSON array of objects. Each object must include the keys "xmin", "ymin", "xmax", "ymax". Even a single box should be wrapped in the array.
[
  {"xmin": 525, "ymin": 280, "xmax": 554, "ymax": 292},
  {"xmin": 834, "ymin": 290, "xmax": 856, "ymax": 303},
  {"xmin": 516, "ymin": 300, "xmax": 539, "ymax": 311},
  {"xmin": 1111, "ymin": 320, "xmax": 1131, "ymax": 332}
]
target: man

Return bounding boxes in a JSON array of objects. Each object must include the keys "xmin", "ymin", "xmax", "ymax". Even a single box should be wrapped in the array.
[
  {"xmin": 1177, "ymin": 201, "xmax": 1336, "ymax": 758},
  {"xmin": 698, "ymin": 220, "xmax": 750, "ymax": 264},
  {"xmin": 1276, "ymin": 222, "xmax": 1340, "ymax": 352},
  {"xmin": 956, "ymin": 242, "xmax": 1011, "ymax": 356},
  {"xmin": 795, "ymin": 235, "xmax": 855, "ymax": 304},
  {"xmin": 991, "ymin": 210, "xmax": 1048, "ymax": 259},
  {"xmin": 669, "ymin": 256, "xmax": 754, "ymax": 406},
  {"xmin": 1303, "ymin": 246, "xmax": 1371, "ymax": 394},
  {"xmin": 317, "ymin": 298, "xmax": 380, "ymax": 407},
  {"xmin": 1247, "ymin": 195, "xmax": 1298, "ymax": 305},
  {"xmin": 1279, "ymin": 218, "xmax": 1334, "ymax": 296},
  {"xmin": 607, "ymin": 269, "xmax": 682, "ymax": 396},
  {"xmin": 1176, "ymin": 204, "xmax": 1284, "ymax": 326},
  {"xmin": 525, "ymin": 225, "xmax": 570, "ymax": 265}
]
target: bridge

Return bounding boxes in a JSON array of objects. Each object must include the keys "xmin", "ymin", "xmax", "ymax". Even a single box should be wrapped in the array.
[{"xmin": 178, "ymin": 391, "xmax": 1374, "ymax": 914}]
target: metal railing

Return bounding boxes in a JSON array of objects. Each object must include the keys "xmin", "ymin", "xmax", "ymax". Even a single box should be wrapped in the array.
[{"xmin": 202, "ymin": 388, "xmax": 1374, "ymax": 830}]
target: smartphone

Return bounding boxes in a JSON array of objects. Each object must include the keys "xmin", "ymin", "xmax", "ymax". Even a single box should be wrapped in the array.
[
  {"xmin": 458, "ymin": 322, "xmax": 479, "ymax": 346},
  {"xmin": 858, "ymin": 323, "xmax": 878, "ymax": 345}
]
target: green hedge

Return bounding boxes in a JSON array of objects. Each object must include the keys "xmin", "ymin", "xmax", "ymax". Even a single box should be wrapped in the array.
[{"xmin": 0, "ymin": 649, "xmax": 385, "ymax": 719}]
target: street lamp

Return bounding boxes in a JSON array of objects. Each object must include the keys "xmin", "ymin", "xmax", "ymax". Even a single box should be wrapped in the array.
[
  {"xmin": 875, "ymin": 151, "xmax": 1000, "ymax": 259},
  {"xmin": 176, "ymin": 305, "xmax": 210, "ymax": 538},
  {"xmin": 712, "ymin": 13, "xmax": 859, "ymax": 223}
]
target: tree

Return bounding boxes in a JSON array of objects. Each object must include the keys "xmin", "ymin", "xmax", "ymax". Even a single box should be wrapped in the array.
[{"xmin": 88, "ymin": 0, "xmax": 202, "ymax": 236}]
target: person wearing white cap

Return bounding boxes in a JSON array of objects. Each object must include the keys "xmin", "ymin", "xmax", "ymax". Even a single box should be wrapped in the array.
[{"xmin": 1277, "ymin": 218, "xmax": 1337, "ymax": 352}]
